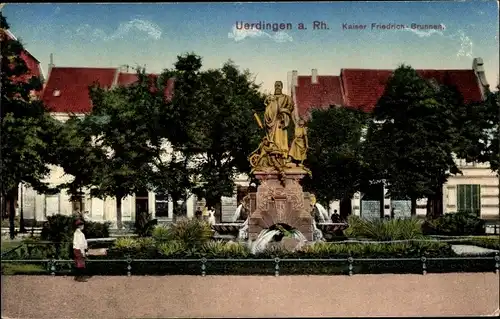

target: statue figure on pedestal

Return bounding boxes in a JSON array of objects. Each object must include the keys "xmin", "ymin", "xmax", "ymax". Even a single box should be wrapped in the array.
[
  {"xmin": 288, "ymin": 118, "xmax": 308, "ymax": 166},
  {"xmin": 249, "ymin": 80, "xmax": 310, "ymax": 181}
]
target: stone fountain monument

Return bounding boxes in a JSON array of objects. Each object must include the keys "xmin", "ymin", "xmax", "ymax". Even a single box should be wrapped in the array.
[
  {"xmin": 246, "ymin": 80, "xmax": 314, "ymax": 241},
  {"xmin": 210, "ymin": 80, "xmax": 348, "ymax": 246}
]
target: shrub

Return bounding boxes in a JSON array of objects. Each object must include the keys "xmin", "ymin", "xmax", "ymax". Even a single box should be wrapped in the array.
[
  {"xmin": 40, "ymin": 214, "xmax": 111, "ymax": 242},
  {"xmin": 157, "ymin": 241, "xmax": 186, "ymax": 257},
  {"xmin": 344, "ymin": 216, "xmax": 423, "ymax": 241},
  {"xmin": 163, "ymin": 219, "xmax": 213, "ymax": 250},
  {"xmin": 200, "ymin": 241, "xmax": 251, "ymax": 258},
  {"xmin": 134, "ymin": 211, "xmax": 158, "ymax": 237},
  {"xmin": 113, "ymin": 237, "xmax": 141, "ymax": 250},
  {"xmin": 84, "ymin": 221, "xmax": 111, "ymax": 238},
  {"xmin": 422, "ymin": 211, "xmax": 486, "ymax": 236},
  {"xmin": 297, "ymin": 241, "xmax": 452, "ymax": 258},
  {"xmin": 152, "ymin": 225, "xmax": 170, "ymax": 243}
]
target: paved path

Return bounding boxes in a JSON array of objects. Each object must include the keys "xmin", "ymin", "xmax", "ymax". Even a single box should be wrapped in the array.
[
  {"xmin": 451, "ymin": 244, "xmax": 499, "ymax": 255},
  {"xmin": 2, "ymin": 273, "xmax": 498, "ymax": 318}
]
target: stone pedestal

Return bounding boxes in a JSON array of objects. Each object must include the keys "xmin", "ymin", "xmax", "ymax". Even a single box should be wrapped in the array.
[{"xmin": 248, "ymin": 168, "xmax": 314, "ymax": 241}]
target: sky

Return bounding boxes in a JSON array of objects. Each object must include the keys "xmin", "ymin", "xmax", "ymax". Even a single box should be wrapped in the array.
[{"xmin": 2, "ymin": 2, "xmax": 499, "ymax": 93}]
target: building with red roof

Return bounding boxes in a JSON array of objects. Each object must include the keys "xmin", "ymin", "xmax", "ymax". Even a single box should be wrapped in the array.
[
  {"xmin": 288, "ymin": 58, "xmax": 497, "ymax": 223},
  {"xmin": 42, "ymin": 63, "xmax": 174, "ymax": 115},
  {"xmin": 2, "ymin": 29, "xmax": 44, "ymax": 97},
  {"xmin": 291, "ymin": 58, "xmax": 491, "ymax": 118}
]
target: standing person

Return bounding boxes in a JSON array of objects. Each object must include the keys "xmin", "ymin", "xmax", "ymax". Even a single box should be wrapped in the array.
[
  {"xmin": 331, "ymin": 210, "xmax": 341, "ymax": 223},
  {"xmin": 207, "ymin": 207, "xmax": 215, "ymax": 221},
  {"xmin": 73, "ymin": 219, "xmax": 88, "ymax": 282},
  {"xmin": 202, "ymin": 206, "xmax": 209, "ymax": 221},
  {"xmin": 207, "ymin": 211, "xmax": 216, "ymax": 225},
  {"xmin": 195, "ymin": 208, "xmax": 203, "ymax": 220}
]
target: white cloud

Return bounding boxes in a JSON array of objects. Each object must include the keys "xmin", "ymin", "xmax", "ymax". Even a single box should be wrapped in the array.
[
  {"xmin": 399, "ymin": 24, "xmax": 473, "ymax": 58},
  {"xmin": 74, "ymin": 18, "xmax": 162, "ymax": 42},
  {"xmin": 404, "ymin": 27, "xmax": 444, "ymax": 38},
  {"xmin": 227, "ymin": 25, "xmax": 293, "ymax": 43},
  {"xmin": 454, "ymin": 30, "xmax": 473, "ymax": 58}
]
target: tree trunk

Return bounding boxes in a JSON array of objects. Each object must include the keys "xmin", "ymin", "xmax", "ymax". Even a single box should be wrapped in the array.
[
  {"xmin": 215, "ymin": 202, "xmax": 222, "ymax": 223},
  {"xmin": 1, "ymin": 194, "xmax": 7, "ymax": 219},
  {"xmin": 410, "ymin": 197, "xmax": 417, "ymax": 217},
  {"xmin": 339, "ymin": 195, "xmax": 352, "ymax": 220},
  {"xmin": 116, "ymin": 193, "xmax": 123, "ymax": 230},
  {"xmin": 172, "ymin": 200, "xmax": 180, "ymax": 222},
  {"xmin": 7, "ymin": 190, "xmax": 17, "ymax": 240},
  {"xmin": 426, "ymin": 187, "xmax": 443, "ymax": 220},
  {"xmin": 19, "ymin": 185, "xmax": 26, "ymax": 233}
]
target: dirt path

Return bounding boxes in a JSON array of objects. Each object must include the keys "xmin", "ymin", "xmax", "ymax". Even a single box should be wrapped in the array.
[{"xmin": 2, "ymin": 273, "xmax": 499, "ymax": 318}]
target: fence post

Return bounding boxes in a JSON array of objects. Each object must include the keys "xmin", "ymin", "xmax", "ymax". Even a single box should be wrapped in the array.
[
  {"xmin": 126, "ymin": 256, "xmax": 132, "ymax": 277},
  {"xmin": 201, "ymin": 257, "xmax": 207, "ymax": 277},
  {"xmin": 274, "ymin": 258, "xmax": 280, "ymax": 277},
  {"xmin": 421, "ymin": 256, "xmax": 427, "ymax": 275},
  {"xmin": 495, "ymin": 252, "xmax": 499, "ymax": 274},
  {"xmin": 348, "ymin": 257, "xmax": 354, "ymax": 276},
  {"xmin": 50, "ymin": 259, "xmax": 56, "ymax": 276}
]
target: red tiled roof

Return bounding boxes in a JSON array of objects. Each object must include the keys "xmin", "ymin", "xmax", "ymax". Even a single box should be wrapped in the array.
[
  {"xmin": 42, "ymin": 67, "xmax": 116, "ymax": 113},
  {"xmin": 340, "ymin": 69, "xmax": 483, "ymax": 112},
  {"xmin": 117, "ymin": 73, "xmax": 174, "ymax": 100},
  {"xmin": 43, "ymin": 68, "xmax": 174, "ymax": 113},
  {"xmin": 294, "ymin": 75, "xmax": 344, "ymax": 118}
]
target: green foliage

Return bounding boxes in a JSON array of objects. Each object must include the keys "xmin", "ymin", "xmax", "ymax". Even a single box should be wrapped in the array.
[
  {"xmin": 55, "ymin": 116, "xmax": 106, "ymax": 197},
  {"xmin": 159, "ymin": 53, "xmax": 266, "ymax": 208},
  {"xmin": 1, "ymin": 263, "xmax": 46, "ymax": 275},
  {"xmin": 200, "ymin": 241, "xmax": 251, "ymax": 258},
  {"xmin": 1, "ymin": 13, "xmax": 61, "ymax": 238},
  {"xmin": 163, "ymin": 218, "xmax": 213, "ymax": 250},
  {"xmin": 463, "ymin": 236, "xmax": 500, "ymax": 250},
  {"xmin": 298, "ymin": 241, "xmax": 452, "ymax": 258},
  {"xmin": 452, "ymin": 89, "xmax": 499, "ymax": 172},
  {"xmin": 113, "ymin": 237, "xmax": 141, "ymax": 250},
  {"xmin": 344, "ymin": 215, "xmax": 423, "ymax": 241},
  {"xmin": 40, "ymin": 214, "xmax": 110, "ymax": 242},
  {"xmin": 134, "ymin": 211, "xmax": 157, "ymax": 237},
  {"xmin": 85, "ymin": 69, "xmax": 163, "ymax": 228},
  {"xmin": 304, "ymin": 107, "xmax": 368, "ymax": 204},
  {"xmin": 422, "ymin": 211, "xmax": 486, "ymax": 236},
  {"xmin": 364, "ymin": 65, "xmax": 462, "ymax": 218},
  {"xmin": 152, "ymin": 225, "xmax": 170, "ymax": 243},
  {"xmin": 157, "ymin": 241, "xmax": 186, "ymax": 257}
]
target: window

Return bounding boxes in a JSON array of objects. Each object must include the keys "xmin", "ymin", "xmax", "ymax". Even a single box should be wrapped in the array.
[
  {"xmin": 457, "ymin": 184, "xmax": 481, "ymax": 215},
  {"xmin": 71, "ymin": 194, "xmax": 85, "ymax": 213},
  {"xmin": 155, "ymin": 192, "xmax": 169, "ymax": 217}
]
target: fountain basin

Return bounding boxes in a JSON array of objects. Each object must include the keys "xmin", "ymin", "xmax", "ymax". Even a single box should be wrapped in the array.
[
  {"xmin": 316, "ymin": 222, "xmax": 349, "ymax": 233},
  {"xmin": 211, "ymin": 223, "xmax": 244, "ymax": 235}
]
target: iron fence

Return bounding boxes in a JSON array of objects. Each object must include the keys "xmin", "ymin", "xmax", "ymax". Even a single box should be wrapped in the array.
[{"xmin": 2, "ymin": 254, "xmax": 499, "ymax": 276}]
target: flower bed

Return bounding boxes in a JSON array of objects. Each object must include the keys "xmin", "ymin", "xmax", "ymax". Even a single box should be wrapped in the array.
[{"xmin": 2, "ymin": 218, "xmax": 497, "ymax": 276}]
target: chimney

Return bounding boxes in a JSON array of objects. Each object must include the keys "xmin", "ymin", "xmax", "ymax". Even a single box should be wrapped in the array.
[
  {"xmin": 287, "ymin": 71, "xmax": 293, "ymax": 95},
  {"xmin": 311, "ymin": 69, "xmax": 318, "ymax": 84},
  {"xmin": 472, "ymin": 57, "xmax": 490, "ymax": 99},
  {"xmin": 48, "ymin": 53, "xmax": 54, "ymax": 74},
  {"xmin": 292, "ymin": 70, "xmax": 298, "ymax": 87}
]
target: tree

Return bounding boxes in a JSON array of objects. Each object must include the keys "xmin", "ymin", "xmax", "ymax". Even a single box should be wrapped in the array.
[
  {"xmin": 85, "ymin": 70, "xmax": 160, "ymax": 229},
  {"xmin": 0, "ymin": 13, "xmax": 60, "ymax": 237},
  {"xmin": 452, "ymin": 88, "xmax": 499, "ymax": 172},
  {"xmin": 364, "ymin": 65, "xmax": 460, "ymax": 218},
  {"xmin": 303, "ymin": 107, "xmax": 368, "ymax": 218},
  {"xmin": 55, "ymin": 115, "xmax": 107, "ymax": 208},
  {"xmin": 159, "ymin": 53, "xmax": 265, "ymax": 222}
]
